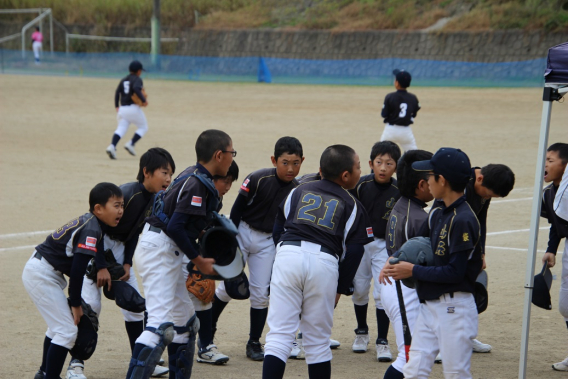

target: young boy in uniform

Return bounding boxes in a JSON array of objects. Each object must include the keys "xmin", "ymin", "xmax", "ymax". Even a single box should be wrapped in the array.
[
  {"xmin": 350, "ymin": 141, "xmax": 401, "ymax": 361},
  {"xmin": 66, "ymin": 148, "xmax": 175, "ymax": 379},
  {"xmin": 126, "ymin": 129, "xmax": 234, "ymax": 379},
  {"xmin": 384, "ymin": 147, "xmax": 483, "ymax": 379},
  {"xmin": 539, "ymin": 143, "xmax": 568, "ymax": 371},
  {"xmin": 24, "ymin": 183, "xmax": 124, "ymax": 379},
  {"xmin": 211, "ymin": 137, "xmax": 304, "ymax": 361},
  {"xmin": 262, "ymin": 144, "xmax": 373, "ymax": 379},
  {"xmin": 379, "ymin": 69, "xmax": 420, "ymax": 152},
  {"xmin": 379, "ymin": 149, "xmax": 433, "ymax": 379}
]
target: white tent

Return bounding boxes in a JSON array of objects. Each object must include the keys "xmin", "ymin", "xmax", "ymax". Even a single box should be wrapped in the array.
[{"xmin": 519, "ymin": 42, "xmax": 568, "ymax": 379}]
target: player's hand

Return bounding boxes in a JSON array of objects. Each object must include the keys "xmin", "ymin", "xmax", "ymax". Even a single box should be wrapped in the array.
[
  {"xmin": 383, "ymin": 261, "xmax": 414, "ymax": 280},
  {"xmin": 97, "ymin": 268, "xmax": 112, "ymax": 290},
  {"xmin": 192, "ymin": 256, "xmax": 217, "ymax": 276},
  {"xmin": 335, "ymin": 293, "xmax": 341, "ymax": 308},
  {"xmin": 142, "ymin": 102, "xmax": 148, "ymax": 107},
  {"xmin": 71, "ymin": 305, "xmax": 84, "ymax": 325},
  {"xmin": 116, "ymin": 107, "xmax": 119, "ymax": 112},
  {"xmin": 482, "ymin": 254, "xmax": 487, "ymax": 270},
  {"xmin": 379, "ymin": 263, "xmax": 393, "ymax": 285},
  {"xmin": 119, "ymin": 264, "xmax": 131, "ymax": 281},
  {"xmin": 543, "ymin": 252, "xmax": 556, "ymax": 268}
]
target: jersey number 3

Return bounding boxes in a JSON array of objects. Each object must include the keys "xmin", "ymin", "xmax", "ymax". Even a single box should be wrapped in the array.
[
  {"xmin": 295, "ymin": 191, "xmax": 344, "ymax": 233},
  {"xmin": 399, "ymin": 103, "xmax": 408, "ymax": 117}
]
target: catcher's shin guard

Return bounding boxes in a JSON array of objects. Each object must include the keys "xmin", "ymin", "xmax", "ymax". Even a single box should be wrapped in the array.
[
  {"xmin": 170, "ymin": 314, "xmax": 200, "ymax": 379},
  {"xmin": 128, "ymin": 322, "xmax": 174, "ymax": 379}
]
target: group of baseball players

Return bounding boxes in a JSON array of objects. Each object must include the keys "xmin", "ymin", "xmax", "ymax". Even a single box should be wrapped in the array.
[{"xmin": 22, "ymin": 61, "xmax": 568, "ymax": 379}]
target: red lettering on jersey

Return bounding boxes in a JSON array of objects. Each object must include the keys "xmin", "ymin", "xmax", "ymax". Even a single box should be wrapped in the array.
[{"xmin": 78, "ymin": 243, "xmax": 97, "ymax": 252}]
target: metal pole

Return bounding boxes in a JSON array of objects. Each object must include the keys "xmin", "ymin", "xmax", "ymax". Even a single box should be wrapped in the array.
[
  {"xmin": 518, "ymin": 89, "xmax": 554, "ymax": 379},
  {"xmin": 21, "ymin": 29, "xmax": 25, "ymax": 59},
  {"xmin": 151, "ymin": 0, "xmax": 161, "ymax": 68},
  {"xmin": 49, "ymin": 10, "xmax": 53, "ymax": 54},
  {"xmin": 66, "ymin": 33, "xmax": 69, "ymax": 55}
]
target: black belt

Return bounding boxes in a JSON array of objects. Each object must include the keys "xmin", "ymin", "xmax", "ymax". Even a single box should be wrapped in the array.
[
  {"xmin": 281, "ymin": 241, "xmax": 338, "ymax": 259},
  {"xmin": 34, "ymin": 251, "xmax": 43, "ymax": 260},
  {"xmin": 148, "ymin": 225, "xmax": 163, "ymax": 234}
]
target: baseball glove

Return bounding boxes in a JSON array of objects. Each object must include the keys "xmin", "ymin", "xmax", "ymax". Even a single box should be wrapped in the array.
[
  {"xmin": 186, "ymin": 272, "xmax": 215, "ymax": 303},
  {"xmin": 132, "ymin": 88, "xmax": 147, "ymax": 106}
]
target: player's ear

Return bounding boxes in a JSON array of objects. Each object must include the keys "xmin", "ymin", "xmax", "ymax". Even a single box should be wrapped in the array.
[
  {"xmin": 143, "ymin": 167, "xmax": 151, "ymax": 179},
  {"xmin": 476, "ymin": 174, "xmax": 484, "ymax": 184},
  {"xmin": 368, "ymin": 160, "xmax": 373, "ymax": 170},
  {"xmin": 300, "ymin": 157, "xmax": 305, "ymax": 164},
  {"xmin": 271, "ymin": 156, "xmax": 277, "ymax": 167}
]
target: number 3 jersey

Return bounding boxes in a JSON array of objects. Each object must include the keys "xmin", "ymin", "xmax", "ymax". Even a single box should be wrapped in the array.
[
  {"xmin": 381, "ymin": 89, "xmax": 420, "ymax": 126},
  {"xmin": 277, "ymin": 179, "xmax": 373, "ymax": 257}
]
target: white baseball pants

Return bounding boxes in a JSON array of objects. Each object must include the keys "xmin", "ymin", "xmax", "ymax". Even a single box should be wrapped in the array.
[
  {"xmin": 215, "ymin": 221, "xmax": 275, "ymax": 309},
  {"xmin": 22, "ymin": 252, "xmax": 78, "ymax": 349},
  {"xmin": 380, "ymin": 124, "xmax": 417, "ymax": 152},
  {"xmin": 554, "ymin": 168, "xmax": 568, "ymax": 222},
  {"xmin": 32, "ymin": 41, "xmax": 42, "ymax": 60},
  {"xmin": 134, "ymin": 224, "xmax": 195, "ymax": 347},
  {"xmin": 403, "ymin": 292, "xmax": 478, "ymax": 379},
  {"xmin": 352, "ymin": 238, "xmax": 388, "ymax": 308},
  {"xmin": 115, "ymin": 105, "xmax": 148, "ymax": 138},
  {"xmin": 265, "ymin": 242, "xmax": 338, "ymax": 365},
  {"xmin": 81, "ymin": 236, "xmax": 145, "ymax": 322},
  {"xmin": 558, "ymin": 242, "xmax": 568, "ymax": 320}
]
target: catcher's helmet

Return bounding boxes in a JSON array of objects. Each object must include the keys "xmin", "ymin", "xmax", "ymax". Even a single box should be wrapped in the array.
[
  {"xmin": 69, "ymin": 300, "xmax": 99, "ymax": 361},
  {"xmin": 389, "ymin": 237, "xmax": 433, "ymax": 288},
  {"xmin": 474, "ymin": 270, "xmax": 489, "ymax": 314},
  {"xmin": 103, "ymin": 281, "xmax": 146, "ymax": 313},
  {"xmin": 224, "ymin": 272, "xmax": 250, "ymax": 300}
]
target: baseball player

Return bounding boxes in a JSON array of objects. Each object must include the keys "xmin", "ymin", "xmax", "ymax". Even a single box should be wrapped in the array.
[
  {"xmin": 349, "ymin": 141, "xmax": 400, "ymax": 361},
  {"xmin": 263, "ymin": 144, "xmax": 373, "ymax": 379},
  {"xmin": 380, "ymin": 69, "xmax": 420, "ymax": 152},
  {"xmin": 65, "ymin": 148, "xmax": 175, "ymax": 379},
  {"xmin": 211, "ymin": 136, "xmax": 304, "ymax": 361},
  {"xmin": 126, "ymin": 129, "xmax": 234, "ymax": 379},
  {"xmin": 378, "ymin": 149, "xmax": 433, "ymax": 379},
  {"xmin": 106, "ymin": 60, "xmax": 148, "ymax": 160},
  {"xmin": 539, "ymin": 143, "xmax": 568, "ymax": 371},
  {"xmin": 554, "ymin": 163, "xmax": 568, "ymax": 222},
  {"xmin": 181, "ymin": 160, "xmax": 239, "ymax": 365},
  {"xmin": 31, "ymin": 26, "xmax": 43, "ymax": 64},
  {"xmin": 25, "ymin": 183, "xmax": 123, "ymax": 379},
  {"xmin": 384, "ymin": 147, "xmax": 483, "ymax": 379}
]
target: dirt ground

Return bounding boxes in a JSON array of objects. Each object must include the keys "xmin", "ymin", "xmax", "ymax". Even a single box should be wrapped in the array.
[{"xmin": 1, "ymin": 74, "xmax": 566, "ymax": 379}]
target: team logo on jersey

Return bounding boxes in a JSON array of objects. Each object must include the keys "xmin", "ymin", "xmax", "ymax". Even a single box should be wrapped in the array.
[
  {"xmin": 191, "ymin": 196, "xmax": 202, "ymax": 207},
  {"xmin": 85, "ymin": 236, "xmax": 97, "ymax": 247},
  {"xmin": 366, "ymin": 227, "xmax": 374, "ymax": 238},
  {"xmin": 439, "ymin": 224, "xmax": 448, "ymax": 240},
  {"xmin": 463, "ymin": 233, "xmax": 469, "ymax": 242},
  {"xmin": 240, "ymin": 179, "xmax": 250, "ymax": 192},
  {"xmin": 447, "ymin": 307, "xmax": 455, "ymax": 314},
  {"xmin": 435, "ymin": 241, "xmax": 446, "ymax": 256}
]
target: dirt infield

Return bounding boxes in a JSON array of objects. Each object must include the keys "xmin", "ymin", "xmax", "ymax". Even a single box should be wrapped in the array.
[{"xmin": 1, "ymin": 74, "xmax": 566, "ymax": 378}]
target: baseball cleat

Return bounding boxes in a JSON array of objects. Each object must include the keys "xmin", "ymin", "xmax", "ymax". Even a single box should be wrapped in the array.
[
  {"xmin": 352, "ymin": 328, "xmax": 370, "ymax": 353},
  {"xmin": 151, "ymin": 365, "xmax": 169, "ymax": 377},
  {"xmin": 376, "ymin": 340, "xmax": 392, "ymax": 362},
  {"xmin": 434, "ymin": 352, "xmax": 442, "ymax": 363},
  {"xmin": 66, "ymin": 359, "xmax": 87, "ymax": 379},
  {"xmin": 197, "ymin": 344, "xmax": 230, "ymax": 365},
  {"xmin": 472, "ymin": 339, "xmax": 492, "ymax": 353},
  {"xmin": 34, "ymin": 369, "xmax": 45, "ymax": 379},
  {"xmin": 124, "ymin": 141, "xmax": 136, "ymax": 156},
  {"xmin": 106, "ymin": 144, "xmax": 117, "ymax": 160},
  {"xmin": 246, "ymin": 340, "xmax": 265, "ymax": 361},
  {"xmin": 552, "ymin": 356, "xmax": 568, "ymax": 371},
  {"xmin": 289, "ymin": 339, "xmax": 305, "ymax": 360},
  {"xmin": 330, "ymin": 338, "xmax": 341, "ymax": 349}
]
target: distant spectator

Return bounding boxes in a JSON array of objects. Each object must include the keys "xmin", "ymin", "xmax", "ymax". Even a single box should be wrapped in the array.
[{"xmin": 31, "ymin": 26, "xmax": 43, "ymax": 64}]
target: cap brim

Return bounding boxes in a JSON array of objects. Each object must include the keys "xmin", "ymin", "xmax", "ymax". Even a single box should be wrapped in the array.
[{"xmin": 412, "ymin": 160, "xmax": 433, "ymax": 172}]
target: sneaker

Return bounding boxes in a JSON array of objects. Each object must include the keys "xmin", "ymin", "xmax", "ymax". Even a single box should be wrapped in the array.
[
  {"xmin": 472, "ymin": 339, "xmax": 492, "ymax": 353},
  {"xmin": 352, "ymin": 328, "xmax": 370, "ymax": 353},
  {"xmin": 289, "ymin": 338, "xmax": 305, "ymax": 360},
  {"xmin": 376, "ymin": 341, "xmax": 392, "ymax": 362},
  {"xmin": 66, "ymin": 359, "xmax": 87, "ymax": 379},
  {"xmin": 330, "ymin": 338, "xmax": 341, "ymax": 349},
  {"xmin": 246, "ymin": 340, "xmax": 265, "ymax": 361},
  {"xmin": 34, "ymin": 369, "xmax": 45, "ymax": 379},
  {"xmin": 553, "ymin": 356, "xmax": 568, "ymax": 371},
  {"xmin": 151, "ymin": 365, "xmax": 169, "ymax": 377},
  {"xmin": 434, "ymin": 352, "xmax": 442, "ymax": 363},
  {"xmin": 106, "ymin": 144, "xmax": 117, "ymax": 160},
  {"xmin": 124, "ymin": 141, "xmax": 136, "ymax": 156},
  {"xmin": 197, "ymin": 344, "xmax": 230, "ymax": 365}
]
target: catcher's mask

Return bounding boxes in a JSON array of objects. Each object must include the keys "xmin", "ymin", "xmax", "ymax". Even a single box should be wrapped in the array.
[
  {"xmin": 474, "ymin": 270, "xmax": 489, "ymax": 314},
  {"xmin": 189, "ymin": 211, "xmax": 244, "ymax": 280},
  {"xmin": 103, "ymin": 281, "xmax": 146, "ymax": 313},
  {"xmin": 389, "ymin": 237, "xmax": 433, "ymax": 289}
]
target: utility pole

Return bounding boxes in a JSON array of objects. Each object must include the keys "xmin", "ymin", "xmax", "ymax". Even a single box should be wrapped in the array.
[{"xmin": 151, "ymin": 0, "xmax": 160, "ymax": 68}]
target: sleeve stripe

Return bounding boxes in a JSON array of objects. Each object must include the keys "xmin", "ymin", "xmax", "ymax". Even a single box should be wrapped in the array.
[{"xmin": 283, "ymin": 188, "xmax": 296, "ymax": 219}]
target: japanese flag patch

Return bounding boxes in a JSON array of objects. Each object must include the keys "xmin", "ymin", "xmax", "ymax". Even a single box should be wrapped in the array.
[
  {"xmin": 240, "ymin": 178, "xmax": 250, "ymax": 192},
  {"xmin": 191, "ymin": 196, "xmax": 202, "ymax": 207},
  {"xmin": 366, "ymin": 227, "xmax": 374, "ymax": 238},
  {"xmin": 86, "ymin": 236, "xmax": 97, "ymax": 247}
]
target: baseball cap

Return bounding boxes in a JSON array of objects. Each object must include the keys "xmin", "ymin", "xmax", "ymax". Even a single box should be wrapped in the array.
[
  {"xmin": 532, "ymin": 262, "xmax": 553, "ymax": 310},
  {"xmin": 129, "ymin": 60, "xmax": 145, "ymax": 72},
  {"xmin": 412, "ymin": 147, "xmax": 471, "ymax": 184},
  {"xmin": 393, "ymin": 69, "xmax": 412, "ymax": 88}
]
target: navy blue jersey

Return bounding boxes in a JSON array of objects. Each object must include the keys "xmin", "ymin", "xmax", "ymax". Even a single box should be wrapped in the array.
[
  {"xmin": 237, "ymin": 168, "xmax": 298, "ymax": 233},
  {"xmin": 413, "ymin": 196, "xmax": 482, "ymax": 301},
  {"xmin": 115, "ymin": 74, "xmax": 145, "ymax": 107},
  {"xmin": 297, "ymin": 172, "xmax": 322, "ymax": 184},
  {"xmin": 386, "ymin": 196, "xmax": 428, "ymax": 256},
  {"xmin": 381, "ymin": 89, "xmax": 420, "ymax": 126},
  {"xmin": 35, "ymin": 213, "xmax": 105, "ymax": 276},
  {"xmin": 107, "ymin": 182, "xmax": 153, "ymax": 242},
  {"xmin": 277, "ymin": 179, "xmax": 373, "ymax": 256},
  {"xmin": 351, "ymin": 175, "xmax": 400, "ymax": 239},
  {"xmin": 542, "ymin": 183, "xmax": 568, "ymax": 254}
]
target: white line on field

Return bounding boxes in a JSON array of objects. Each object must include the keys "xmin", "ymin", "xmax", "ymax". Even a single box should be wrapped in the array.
[
  {"xmin": 0, "ymin": 244, "xmax": 37, "ymax": 253},
  {"xmin": 0, "ymin": 230, "xmax": 51, "ymax": 239},
  {"xmin": 491, "ymin": 197, "xmax": 532, "ymax": 204},
  {"xmin": 487, "ymin": 227, "xmax": 548, "ymax": 236},
  {"xmin": 486, "ymin": 245, "xmax": 546, "ymax": 253}
]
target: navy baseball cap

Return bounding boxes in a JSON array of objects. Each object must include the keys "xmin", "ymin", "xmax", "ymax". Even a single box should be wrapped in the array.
[
  {"xmin": 393, "ymin": 69, "xmax": 411, "ymax": 88},
  {"xmin": 129, "ymin": 60, "xmax": 145, "ymax": 72},
  {"xmin": 532, "ymin": 262, "xmax": 553, "ymax": 310},
  {"xmin": 412, "ymin": 147, "xmax": 471, "ymax": 184}
]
